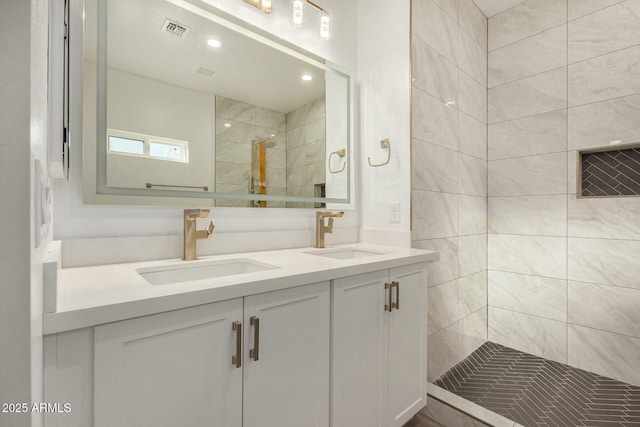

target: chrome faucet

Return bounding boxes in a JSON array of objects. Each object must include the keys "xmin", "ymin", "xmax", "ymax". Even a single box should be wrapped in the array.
[
  {"xmin": 183, "ymin": 209, "xmax": 215, "ymax": 261},
  {"xmin": 315, "ymin": 211, "xmax": 344, "ymax": 248}
]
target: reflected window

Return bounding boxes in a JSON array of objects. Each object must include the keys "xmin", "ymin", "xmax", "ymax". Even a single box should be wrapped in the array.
[
  {"xmin": 108, "ymin": 136, "xmax": 144, "ymax": 155},
  {"xmin": 107, "ymin": 129, "xmax": 188, "ymax": 163}
]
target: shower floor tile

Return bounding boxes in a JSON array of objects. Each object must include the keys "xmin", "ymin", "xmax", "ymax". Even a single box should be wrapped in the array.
[{"xmin": 435, "ymin": 342, "xmax": 640, "ymax": 427}]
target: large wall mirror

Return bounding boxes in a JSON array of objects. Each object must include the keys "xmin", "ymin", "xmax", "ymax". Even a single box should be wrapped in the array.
[{"xmin": 82, "ymin": 0, "xmax": 354, "ymax": 208}]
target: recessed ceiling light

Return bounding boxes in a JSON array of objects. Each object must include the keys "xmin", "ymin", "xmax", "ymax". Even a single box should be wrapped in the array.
[
  {"xmin": 224, "ymin": 123, "xmax": 231, "ymax": 128},
  {"xmin": 301, "ymin": 74, "xmax": 313, "ymax": 81},
  {"xmin": 207, "ymin": 39, "xmax": 222, "ymax": 48}
]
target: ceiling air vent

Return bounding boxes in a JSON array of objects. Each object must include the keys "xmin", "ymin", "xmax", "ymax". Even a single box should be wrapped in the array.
[
  {"xmin": 195, "ymin": 66, "xmax": 216, "ymax": 78},
  {"xmin": 161, "ymin": 19, "xmax": 190, "ymax": 37}
]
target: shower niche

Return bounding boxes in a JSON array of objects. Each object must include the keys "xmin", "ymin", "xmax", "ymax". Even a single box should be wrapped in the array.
[{"xmin": 578, "ymin": 143, "xmax": 640, "ymax": 198}]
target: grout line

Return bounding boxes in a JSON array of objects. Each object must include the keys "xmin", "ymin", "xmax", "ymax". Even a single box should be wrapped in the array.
[
  {"xmin": 567, "ymin": 39, "xmax": 640, "ymax": 67},
  {"xmin": 490, "ymin": 91, "xmax": 640, "ymax": 130},
  {"xmin": 491, "ymin": 304, "xmax": 640, "ymax": 342},
  {"xmin": 456, "ymin": 1, "xmax": 463, "ymax": 363},
  {"xmin": 566, "ymin": 0, "xmax": 626, "ymax": 23},
  {"xmin": 568, "ymin": 89, "xmax": 640, "ymax": 110},
  {"xmin": 565, "ymin": 2, "xmax": 570, "ymax": 363},
  {"xmin": 488, "ymin": 64, "xmax": 566, "ymax": 91},
  {"xmin": 487, "ymin": 193, "xmax": 567, "ymax": 198},
  {"xmin": 430, "ymin": 305, "xmax": 488, "ymax": 338},
  {"xmin": 488, "ymin": 194, "xmax": 567, "ymax": 199},
  {"xmin": 484, "ymin": 5, "xmax": 489, "ymax": 348},
  {"xmin": 413, "ymin": 187, "xmax": 488, "ymax": 198},
  {"xmin": 490, "ymin": 232, "xmax": 640, "ymax": 243},
  {"xmin": 429, "ymin": 0, "xmax": 459, "ymax": 28},
  {"xmin": 569, "ymin": 322, "xmax": 640, "ymax": 342},
  {"xmin": 569, "ymin": 277, "xmax": 640, "ymax": 293},
  {"xmin": 413, "ymin": 29, "xmax": 487, "ymax": 89},
  {"xmin": 487, "ymin": 268, "xmax": 566, "ymax": 282},
  {"xmin": 458, "ymin": 25, "xmax": 488, "ymax": 57},
  {"xmin": 488, "ymin": 149, "xmax": 568, "ymax": 162},
  {"xmin": 488, "ymin": 107, "xmax": 567, "ymax": 127},
  {"xmin": 489, "ymin": 267, "xmax": 640, "ymax": 293},
  {"xmin": 488, "ymin": 21, "xmax": 566, "ymax": 53},
  {"xmin": 487, "ymin": 305, "xmax": 566, "ymax": 325}
]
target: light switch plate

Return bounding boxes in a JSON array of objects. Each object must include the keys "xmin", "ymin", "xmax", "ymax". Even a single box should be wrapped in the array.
[{"xmin": 389, "ymin": 202, "xmax": 400, "ymax": 223}]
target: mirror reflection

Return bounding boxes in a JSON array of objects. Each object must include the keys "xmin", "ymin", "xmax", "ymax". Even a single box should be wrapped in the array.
[{"xmin": 84, "ymin": 0, "xmax": 351, "ymax": 208}]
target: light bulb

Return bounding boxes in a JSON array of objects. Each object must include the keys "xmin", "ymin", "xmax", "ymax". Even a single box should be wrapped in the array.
[
  {"xmin": 291, "ymin": 0, "xmax": 303, "ymax": 28},
  {"xmin": 320, "ymin": 10, "xmax": 330, "ymax": 40},
  {"xmin": 261, "ymin": 0, "xmax": 272, "ymax": 12}
]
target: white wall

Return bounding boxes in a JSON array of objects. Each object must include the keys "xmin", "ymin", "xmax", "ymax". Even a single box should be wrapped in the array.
[
  {"xmin": 54, "ymin": 0, "xmax": 360, "ymax": 250},
  {"xmin": 101, "ymin": 66, "xmax": 215, "ymax": 190},
  {"xmin": 0, "ymin": 0, "xmax": 50, "ymax": 425},
  {"xmin": 357, "ymin": 0, "xmax": 412, "ymax": 247}
]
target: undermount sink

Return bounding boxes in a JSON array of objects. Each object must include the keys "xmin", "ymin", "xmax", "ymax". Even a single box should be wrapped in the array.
[
  {"xmin": 305, "ymin": 248, "xmax": 388, "ymax": 260},
  {"xmin": 137, "ymin": 258, "xmax": 279, "ymax": 285}
]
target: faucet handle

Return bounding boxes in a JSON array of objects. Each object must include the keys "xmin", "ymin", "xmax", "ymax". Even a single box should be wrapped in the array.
[{"xmin": 206, "ymin": 220, "xmax": 215, "ymax": 238}]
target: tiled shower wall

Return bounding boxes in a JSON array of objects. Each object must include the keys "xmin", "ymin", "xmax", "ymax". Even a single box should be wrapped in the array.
[
  {"xmin": 215, "ymin": 96, "xmax": 287, "ymax": 208},
  {"xmin": 286, "ymin": 96, "xmax": 326, "ymax": 208},
  {"xmin": 487, "ymin": 0, "xmax": 640, "ymax": 386},
  {"xmin": 410, "ymin": 0, "xmax": 489, "ymax": 381}
]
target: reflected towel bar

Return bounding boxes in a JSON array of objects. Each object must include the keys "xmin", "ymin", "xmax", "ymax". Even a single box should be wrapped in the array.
[{"xmin": 145, "ymin": 183, "xmax": 209, "ymax": 191}]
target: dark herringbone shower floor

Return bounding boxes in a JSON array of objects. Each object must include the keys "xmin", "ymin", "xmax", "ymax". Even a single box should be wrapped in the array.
[{"xmin": 435, "ymin": 342, "xmax": 640, "ymax": 427}]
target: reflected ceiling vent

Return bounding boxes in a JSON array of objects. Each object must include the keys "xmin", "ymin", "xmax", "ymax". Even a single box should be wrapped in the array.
[
  {"xmin": 161, "ymin": 19, "xmax": 190, "ymax": 37},
  {"xmin": 195, "ymin": 66, "xmax": 216, "ymax": 78}
]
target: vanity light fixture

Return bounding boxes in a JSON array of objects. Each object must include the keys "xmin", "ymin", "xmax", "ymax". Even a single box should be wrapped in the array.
[
  {"xmin": 242, "ymin": 0, "xmax": 331, "ymax": 39},
  {"xmin": 207, "ymin": 39, "xmax": 222, "ymax": 48},
  {"xmin": 319, "ymin": 9, "xmax": 330, "ymax": 40},
  {"xmin": 243, "ymin": 0, "xmax": 272, "ymax": 13},
  {"xmin": 291, "ymin": 0, "xmax": 304, "ymax": 28},
  {"xmin": 292, "ymin": 0, "xmax": 331, "ymax": 40}
]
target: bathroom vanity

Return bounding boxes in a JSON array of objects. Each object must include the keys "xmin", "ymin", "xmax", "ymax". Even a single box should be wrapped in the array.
[{"xmin": 43, "ymin": 244, "xmax": 437, "ymax": 427}]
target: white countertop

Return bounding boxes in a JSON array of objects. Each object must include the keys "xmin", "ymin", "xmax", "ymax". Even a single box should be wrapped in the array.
[{"xmin": 44, "ymin": 243, "xmax": 438, "ymax": 334}]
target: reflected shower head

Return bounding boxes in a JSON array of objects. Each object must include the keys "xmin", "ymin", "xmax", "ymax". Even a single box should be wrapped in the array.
[{"xmin": 253, "ymin": 139, "xmax": 276, "ymax": 149}]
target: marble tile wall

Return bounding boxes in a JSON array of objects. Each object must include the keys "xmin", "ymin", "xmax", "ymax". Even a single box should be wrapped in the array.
[
  {"xmin": 285, "ymin": 97, "xmax": 326, "ymax": 208},
  {"xmin": 411, "ymin": 0, "xmax": 488, "ymax": 382},
  {"xmin": 487, "ymin": 0, "xmax": 640, "ymax": 387},
  {"xmin": 215, "ymin": 96, "xmax": 287, "ymax": 208}
]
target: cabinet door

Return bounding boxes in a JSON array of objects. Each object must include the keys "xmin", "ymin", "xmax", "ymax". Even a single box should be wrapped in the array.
[
  {"xmin": 94, "ymin": 299, "xmax": 243, "ymax": 427},
  {"xmin": 332, "ymin": 270, "xmax": 389, "ymax": 427},
  {"xmin": 387, "ymin": 264, "xmax": 428, "ymax": 427},
  {"xmin": 243, "ymin": 282, "xmax": 330, "ymax": 427}
]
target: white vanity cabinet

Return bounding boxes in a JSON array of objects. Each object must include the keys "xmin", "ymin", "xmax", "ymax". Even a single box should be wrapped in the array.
[
  {"xmin": 332, "ymin": 263, "xmax": 428, "ymax": 427},
  {"xmin": 243, "ymin": 282, "xmax": 330, "ymax": 427},
  {"xmin": 90, "ymin": 282, "xmax": 329, "ymax": 427},
  {"xmin": 44, "ymin": 248, "xmax": 435, "ymax": 427},
  {"xmin": 93, "ymin": 299, "xmax": 244, "ymax": 427}
]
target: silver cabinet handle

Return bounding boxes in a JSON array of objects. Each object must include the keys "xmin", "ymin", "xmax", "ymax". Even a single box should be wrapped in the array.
[
  {"xmin": 232, "ymin": 321, "xmax": 242, "ymax": 368},
  {"xmin": 250, "ymin": 316, "xmax": 260, "ymax": 361},
  {"xmin": 391, "ymin": 281, "xmax": 400, "ymax": 311}
]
